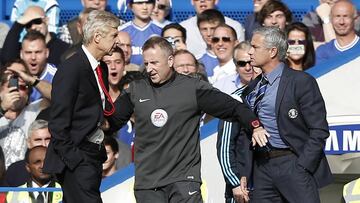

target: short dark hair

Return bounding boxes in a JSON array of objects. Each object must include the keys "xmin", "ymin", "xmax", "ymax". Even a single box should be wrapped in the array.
[
  {"xmin": 111, "ymin": 46, "xmax": 125, "ymax": 62},
  {"xmin": 103, "ymin": 136, "xmax": 119, "ymax": 153},
  {"xmin": 258, "ymin": 0, "xmax": 292, "ymax": 25},
  {"xmin": 215, "ymin": 23, "xmax": 237, "ymax": 40},
  {"xmin": 22, "ymin": 30, "xmax": 46, "ymax": 45},
  {"xmin": 25, "ymin": 146, "xmax": 47, "ymax": 164},
  {"xmin": 197, "ymin": 9, "xmax": 225, "ymax": 27},
  {"xmin": 161, "ymin": 23, "xmax": 187, "ymax": 42}
]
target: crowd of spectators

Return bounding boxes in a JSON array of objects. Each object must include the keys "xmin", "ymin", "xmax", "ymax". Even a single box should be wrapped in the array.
[{"xmin": 0, "ymin": 0, "xmax": 357, "ymax": 200}]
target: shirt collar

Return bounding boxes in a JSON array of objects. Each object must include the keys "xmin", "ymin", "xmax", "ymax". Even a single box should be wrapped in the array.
[
  {"xmin": 82, "ymin": 45, "xmax": 100, "ymax": 71},
  {"xmin": 264, "ymin": 62, "xmax": 284, "ymax": 85},
  {"xmin": 220, "ymin": 60, "xmax": 237, "ymax": 74},
  {"xmin": 234, "ymin": 74, "xmax": 244, "ymax": 88},
  {"xmin": 32, "ymin": 181, "xmax": 50, "ymax": 188}
]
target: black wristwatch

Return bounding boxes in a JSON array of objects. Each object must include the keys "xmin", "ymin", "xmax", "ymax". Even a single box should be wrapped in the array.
[
  {"xmin": 251, "ymin": 119, "xmax": 262, "ymax": 129},
  {"xmin": 32, "ymin": 78, "xmax": 40, "ymax": 87},
  {"xmin": 0, "ymin": 105, "xmax": 7, "ymax": 117}
]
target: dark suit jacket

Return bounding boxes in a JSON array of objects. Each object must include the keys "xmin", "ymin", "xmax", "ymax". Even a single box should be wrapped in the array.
[
  {"xmin": 4, "ymin": 160, "xmax": 29, "ymax": 187},
  {"xmin": 242, "ymin": 65, "xmax": 333, "ymax": 188},
  {"xmin": 43, "ymin": 48, "xmax": 108, "ymax": 174}
]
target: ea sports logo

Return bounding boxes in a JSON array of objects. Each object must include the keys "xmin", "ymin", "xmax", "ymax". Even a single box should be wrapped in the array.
[{"xmin": 151, "ymin": 109, "xmax": 168, "ymax": 127}]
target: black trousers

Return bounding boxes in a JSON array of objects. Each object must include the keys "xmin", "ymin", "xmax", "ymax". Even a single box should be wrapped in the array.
[
  {"xmin": 57, "ymin": 142, "xmax": 107, "ymax": 203},
  {"xmin": 134, "ymin": 181, "xmax": 203, "ymax": 203},
  {"xmin": 252, "ymin": 153, "xmax": 320, "ymax": 203}
]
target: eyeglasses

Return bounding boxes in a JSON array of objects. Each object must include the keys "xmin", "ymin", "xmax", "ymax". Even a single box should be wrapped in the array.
[
  {"xmin": 25, "ymin": 18, "xmax": 43, "ymax": 29},
  {"xmin": 287, "ymin": 39, "xmax": 306, "ymax": 45},
  {"xmin": 211, "ymin": 37, "xmax": 232, "ymax": 44},
  {"xmin": 236, "ymin": 60, "xmax": 251, "ymax": 67},
  {"xmin": 157, "ymin": 4, "xmax": 168, "ymax": 10}
]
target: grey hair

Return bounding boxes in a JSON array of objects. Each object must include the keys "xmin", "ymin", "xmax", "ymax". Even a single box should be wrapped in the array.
[
  {"xmin": 253, "ymin": 26, "xmax": 288, "ymax": 61},
  {"xmin": 233, "ymin": 41, "xmax": 251, "ymax": 60},
  {"xmin": 82, "ymin": 10, "xmax": 120, "ymax": 46},
  {"xmin": 28, "ymin": 119, "xmax": 48, "ymax": 137}
]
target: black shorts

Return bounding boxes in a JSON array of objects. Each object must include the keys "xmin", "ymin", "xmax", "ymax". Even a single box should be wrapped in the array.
[{"xmin": 134, "ymin": 181, "xmax": 203, "ymax": 203}]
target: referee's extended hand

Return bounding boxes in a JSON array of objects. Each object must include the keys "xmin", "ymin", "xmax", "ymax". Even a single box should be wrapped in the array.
[{"xmin": 252, "ymin": 127, "xmax": 270, "ymax": 147}]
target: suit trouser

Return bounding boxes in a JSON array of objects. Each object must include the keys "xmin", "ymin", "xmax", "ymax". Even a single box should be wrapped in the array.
[
  {"xmin": 57, "ymin": 141, "xmax": 106, "ymax": 203},
  {"xmin": 134, "ymin": 181, "xmax": 203, "ymax": 203},
  {"xmin": 252, "ymin": 153, "xmax": 320, "ymax": 203}
]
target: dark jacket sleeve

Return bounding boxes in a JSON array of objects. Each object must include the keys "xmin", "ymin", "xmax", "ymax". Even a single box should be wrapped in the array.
[
  {"xmin": 196, "ymin": 80, "xmax": 258, "ymax": 130},
  {"xmin": 217, "ymin": 120, "xmax": 241, "ymax": 188},
  {"xmin": 295, "ymin": 74, "xmax": 330, "ymax": 173},
  {"xmin": 107, "ymin": 88, "xmax": 134, "ymax": 133},
  {"xmin": 1, "ymin": 22, "xmax": 23, "ymax": 65},
  {"xmin": 48, "ymin": 60, "xmax": 83, "ymax": 170}
]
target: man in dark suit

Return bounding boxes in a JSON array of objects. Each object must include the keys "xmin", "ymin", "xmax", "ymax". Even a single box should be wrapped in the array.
[
  {"xmin": 238, "ymin": 26, "xmax": 333, "ymax": 202},
  {"xmin": 43, "ymin": 10, "xmax": 120, "ymax": 203}
]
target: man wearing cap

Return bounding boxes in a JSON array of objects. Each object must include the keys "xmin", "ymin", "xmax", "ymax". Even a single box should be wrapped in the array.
[
  {"xmin": 1, "ymin": 5, "xmax": 69, "ymax": 66},
  {"xmin": 119, "ymin": 0, "xmax": 162, "ymax": 66}
]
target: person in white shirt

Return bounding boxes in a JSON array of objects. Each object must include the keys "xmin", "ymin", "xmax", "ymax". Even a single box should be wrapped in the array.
[
  {"xmin": 209, "ymin": 24, "xmax": 238, "ymax": 84},
  {"xmin": 180, "ymin": 0, "xmax": 244, "ymax": 58},
  {"xmin": 214, "ymin": 41, "xmax": 254, "ymax": 95}
]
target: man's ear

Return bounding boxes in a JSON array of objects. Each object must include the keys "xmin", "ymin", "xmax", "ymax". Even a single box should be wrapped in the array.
[
  {"xmin": 94, "ymin": 31, "xmax": 102, "ymax": 44},
  {"xmin": 44, "ymin": 17, "xmax": 49, "ymax": 26},
  {"xmin": 168, "ymin": 54, "xmax": 174, "ymax": 68},
  {"xmin": 20, "ymin": 49, "xmax": 24, "ymax": 59},
  {"xmin": 45, "ymin": 48, "xmax": 49, "ymax": 59},
  {"xmin": 270, "ymin": 47, "xmax": 278, "ymax": 59},
  {"xmin": 26, "ymin": 163, "xmax": 30, "ymax": 173},
  {"xmin": 234, "ymin": 39, "xmax": 239, "ymax": 46}
]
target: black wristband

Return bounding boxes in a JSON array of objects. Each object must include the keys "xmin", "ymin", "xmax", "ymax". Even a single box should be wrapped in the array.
[
  {"xmin": 32, "ymin": 78, "xmax": 40, "ymax": 87},
  {"xmin": 0, "ymin": 105, "xmax": 7, "ymax": 115}
]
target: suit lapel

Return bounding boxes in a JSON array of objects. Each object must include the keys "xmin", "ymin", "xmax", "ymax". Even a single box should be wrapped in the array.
[
  {"xmin": 79, "ymin": 48, "xmax": 100, "ymax": 92},
  {"xmin": 275, "ymin": 65, "xmax": 291, "ymax": 116}
]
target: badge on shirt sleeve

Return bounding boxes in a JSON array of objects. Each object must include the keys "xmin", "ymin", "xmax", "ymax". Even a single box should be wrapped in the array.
[
  {"xmin": 288, "ymin": 108, "xmax": 298, "ymax": 119},
  {"xmin": 151, "ymin": 109, "xmax": 168, "ymax": 127}
]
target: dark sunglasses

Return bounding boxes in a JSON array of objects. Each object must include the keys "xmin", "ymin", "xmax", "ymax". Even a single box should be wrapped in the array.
[
  {"xmin": 236, "ymin": 60, "xmax": 251, "ymax": 67},
  {"xmin": 287, "ymin": 39, "xmax": 306, "ymax": 45},
  {"xmin": 157, "ymin": 4, "xmax": 168, "ymax": 10},
  {"xmin": 25, "ymin": 18, "xmax": 43, "ymax": 29},
  {"xmin": 211, "ymin": 36, "xmax": 232, "ymax": 43}
]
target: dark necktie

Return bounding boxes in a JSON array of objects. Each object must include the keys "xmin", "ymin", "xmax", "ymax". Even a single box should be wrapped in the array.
[
  {"xmin": 36, "ymin": 191, "xmax": 44, "ymax": 203},
  {"xmin": 96, "ymin": 65, "xmax": 115, "ymax": 116},
  {"xmin": 253, "ymin": 76, "xmax": 269, "ymax": 115}
]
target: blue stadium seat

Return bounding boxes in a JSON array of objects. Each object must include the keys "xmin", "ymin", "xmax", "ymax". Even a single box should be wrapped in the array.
[{"xmin": 2, "ymin": 0, "xmax": 360, "ymax": 27}]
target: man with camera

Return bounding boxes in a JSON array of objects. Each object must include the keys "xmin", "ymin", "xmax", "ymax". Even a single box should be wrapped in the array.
[{"xmin": 0, "ymin": 59, "xmax": 49, "ymax": 168}]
